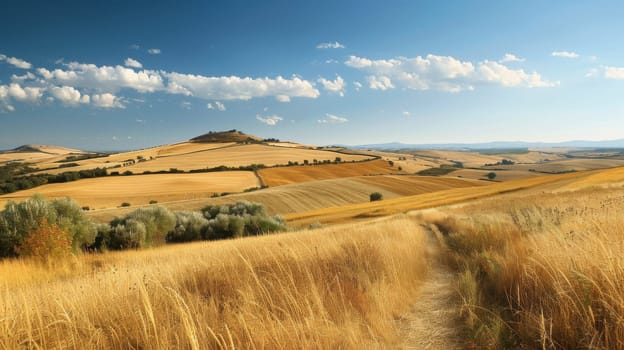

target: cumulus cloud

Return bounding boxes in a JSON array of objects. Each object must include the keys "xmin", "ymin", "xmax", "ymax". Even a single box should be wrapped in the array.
[
  {"xmin": 0, "ymin": 52, "xmax": 319, "ymax": 112},
  {"xmin": 346, "ymin": 54, "xmax": 556, "ymax": 92},
  {"xmin": 367, "ymin": 76, "xmax": 395, "ymax": 90},
  {"xmin": 318, "ymin": 75, "xmax": 346, "ymax": 96},
  {"xmin": 165, "ymin": 72, "xmax": 319, "ymax": 101},
  {"xmin": 92, "ymin": 93, "xmax": 125, "ymax": 108},
  {"xmin": 50, "ymin": 85, "xmax": 90, "ymax": 106},
  {"xmin": 207, "ymin": 101, "xmax": 226, "ymax": 111},
  {"xmin": 500, "ymin": 53, "xmax": 525, "ymax": 63},
  {"xmin": 316, "ymin": 41, "xmax": 345, "ymax": 49},
  {"xmin": 148, "ymin": 48, "xmax": 161, "ymax": 55},
  {"xmin": 256, "ymin": 114, "xmax": 283, "ymax": 126},
  {"xmin": 552, "ymin": 51, "xmax": 579, "ymax": 59},
  {"xmin": 124, "ymin": 57, "xmax": 143, "ymax": 69},
  {"xmin": 8, "ymin": 83, "xmax": 43, "ymax": 102},
  {"xmin": 0, "ymin": 54, "xmax": 32, "ymax": 69},
  {"xmin": 353, "ymin": 81, "xmax": 362, "ymax": 91},
  {"xmin": 318, "ymin": 113, "xmax": 348, "ymax": 124},
  {"xmin": 37, "ymin": 62, "xmax": 165, "ymax": 93},
  {"xmin": 11, "ymin": 72, "xmax": 36, "ymax": 82},
  {"xmin": 604, "ymin": 66, "xmax": 624, "ymax": 79}
]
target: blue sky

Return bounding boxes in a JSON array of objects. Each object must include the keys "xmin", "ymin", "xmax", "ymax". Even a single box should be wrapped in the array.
[{"xmin": 1, "ymin": 0, "xmax": 624, "ymax": 150}]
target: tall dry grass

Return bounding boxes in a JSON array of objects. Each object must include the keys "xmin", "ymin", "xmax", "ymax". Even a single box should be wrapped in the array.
[
  {"xmin": 0, "ymin": 216, "xmax": 428, "ymax": 349},
  {"xmin": 425, "ymin": 187, "xmax": 624, "ymax": 349}
]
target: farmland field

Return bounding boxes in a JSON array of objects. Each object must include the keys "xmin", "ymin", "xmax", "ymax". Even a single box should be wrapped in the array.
[{"xmin": 0, "ymin": 171, "xmax": 258, "ymax": 209}]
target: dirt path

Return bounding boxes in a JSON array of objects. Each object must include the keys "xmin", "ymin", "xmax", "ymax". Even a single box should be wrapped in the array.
[{"xmin": 398, "ymin": 228, "xmax": 465, "ymax": 349}]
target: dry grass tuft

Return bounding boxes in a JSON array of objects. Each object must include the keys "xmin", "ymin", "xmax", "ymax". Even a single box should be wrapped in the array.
[
  {"xmin": 0, "ymin": 216, "xmax": 429, "ymax": 349},
  {"xmin": 426, "ymin": 186, "xmax": 624, "ymax": 349}
]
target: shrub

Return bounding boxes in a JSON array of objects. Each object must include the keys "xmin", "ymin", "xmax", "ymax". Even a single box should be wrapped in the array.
[
  {"xmin": 370, "ymin": 192, "xmax": 383, "ymax": 202},
  {"xmin": 15, "ymin": 218, "xmax": 72, "ymax": 261},
  {"xmin": 0, "ymin": 195, "xmax": 96, "ymax": 257},
  {"xmin": 166, "ymin": 211, "xmax": 209, "ymax": 243},
  {"xmin": 117, "ymin": 206, "xmax": 176, "ymax": 246},
  {"xmin": 201, "ymin": 201, "xmax": 286, "ymax": 240},
  {"xmin": 487, "ymin": 172, "xmax": 497, "ymax": 180},
  {"xmin": 120, "ymin": 202, "xmax": 131, "ymax": 207},
  {"xmin": 149, "ymin": 200, "xmax": 158, "ymax": 204}
]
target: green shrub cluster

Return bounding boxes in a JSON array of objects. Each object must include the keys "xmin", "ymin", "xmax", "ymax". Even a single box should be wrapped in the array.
[
  {"xmin": 0, "ymin": 195, "xmax": 96, "ymax": 257},
  {"xmin": 0, "ymin": 195, "xmax": 287, "ymax": 257}
]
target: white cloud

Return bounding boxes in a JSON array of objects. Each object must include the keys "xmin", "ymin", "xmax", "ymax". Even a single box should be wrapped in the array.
[
  {"xmin": 130, "ymin": 44, "xmax": 140, "ymax": 50},
  {"xmin": 181, "ymin": 101, "xmax": 191, "ymax": 109},
  {"xmin": 367, "ymin": 76, "xmax": 395, "ymax": 90},
  {"xmin": 318, "ymin": 113, "xmax": 348, "ymax": 124},
  {"xmin": 500, "ymin": 53, "xmax": 525, "ymax": 63},
  {"xmin": 402, "ymin": 111, "xmax": 411, "ymax": 117},
  {"xmin": 275, "ymin": 95, "xmax": 291, "ymax": 102},
  {"xmin": 11, "ymin": 72, "xmax": 36, "ymax": 82},
  {"xmin": 0, "ymin": 54, "xmax": 32, "ymax": 69},
  {"xmin": 8, "ymin": 83, "xmax": 43, "ymax": 102},
  {"xmin": 148, "ymin": 48, "xmax": 161, "ymax": 55},
  {"xmin": 325, "ymin": 59, "xmax": 339, "ymax": 64},
  {"xmin": 478, "ymin": 60, "xmax": 557, "ymax": 88},
  {"xmin": 346, "ymin": 54, "xmax": 556, "ymax": 92},
  {"xmin": 207, "ymin": 101, "xmax": 226, "ymax": 111},
  {"xmin": 604, "ymin": 66, "xmax": 624, "ymax": 79},
  {"xmin": 165, "ymin": 72, "xmax": 319, "ymax": 101},
  {"xmin": 92, "ymin": 93, "xmax": 125, "ymax": 109},
  {"xmin": 0, "ymin": 85, "xmax": 14, "ymax": 112},
  {"xmin": 0, "ymin": 53, "xmax": 319, "ymax": 111},
  {"xmin": 318, "ymin": 75, "xmax": 346, "ymax": 96},
  {"xmin": 353, "ymin": 81, "xmax": 362, "ymax": 91},
  {"xmin": 256, "ymin": 114, "xmax": 283, "ymax": 126},
  {"xmin": 124, "ymin": 58, "xmax": 143, "ymax": 69},
  {"xmin": 552, "ymin": 51, "xmax": 579, "ymax": 59},
  {"xmin": 38, "ymin": 62, "xmax": 165, "ymax": 93},
  {"xmin": 316, "ymin": 41, "xmax": 345, "ymax": 49},
  {"xmin": 50, "ymin": 85, "xmax": 90, "ymax": 106}
]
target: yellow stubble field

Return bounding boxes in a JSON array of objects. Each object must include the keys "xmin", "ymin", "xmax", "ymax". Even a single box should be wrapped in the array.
[{"xmin": 0, "ymin": 171, "xmax": 259, "ymax": 209}]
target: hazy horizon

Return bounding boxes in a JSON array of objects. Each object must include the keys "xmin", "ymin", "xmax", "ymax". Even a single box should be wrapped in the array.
[{"xmin": 2, "ymin": 1, "xmax": 624, "ymax": 150}]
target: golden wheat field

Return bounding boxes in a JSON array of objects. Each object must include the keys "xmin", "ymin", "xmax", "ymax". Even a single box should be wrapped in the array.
[
  {"xmin": 0, "ymin": 172, "xmax": 259, "ymax": 209},
  {"xmin": 119, "ymin": 144, "xmax": 371, "ymax": 173},
  {"xmin": 0, "ymin": 217, "xmax": 430, "ymax": 349},
  {"xmin": 85, "ymin": 174, "xmax": 483, "ymax": 223},
  {"xmin": 257, "ymin": 159, "xmax": 395, "ymax": 186}
]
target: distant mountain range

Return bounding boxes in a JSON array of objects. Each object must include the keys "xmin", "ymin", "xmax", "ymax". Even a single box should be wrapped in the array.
[{"xmin": 345, "ymin": 139, "xmax": 624, "ymax": 150}]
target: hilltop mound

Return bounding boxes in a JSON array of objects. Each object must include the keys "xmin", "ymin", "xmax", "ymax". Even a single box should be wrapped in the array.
[
  {"xmin": 7, "ymin": 144, "xmax": 84, "ymax": 155},
  {"xmin": 190, "ymin": 130, "xmax": 263, "ymax": 143}
]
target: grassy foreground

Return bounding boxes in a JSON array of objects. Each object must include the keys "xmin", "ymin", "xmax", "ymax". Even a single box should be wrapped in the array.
[
  {"xmin": 424, "ymin": 186, "xmax": 624, "ymax": 349},
  {"xmin": 0, "ymin": 216, "xmax": 428, "ymax": 349}
]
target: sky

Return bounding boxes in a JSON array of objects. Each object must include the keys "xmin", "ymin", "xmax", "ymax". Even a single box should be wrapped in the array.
[{"xmin": 1, "ymin": 0, "xmax": 624, "ymax": 150}]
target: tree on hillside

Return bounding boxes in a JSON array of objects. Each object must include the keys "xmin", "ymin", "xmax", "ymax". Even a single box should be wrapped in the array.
[
  {"xmin": 370, "ymin": 192, "xmax": 383, "ymax": 202},
  {"xmin": 487, "ymin": 172, "xmax": 497, "ymax": 180}
]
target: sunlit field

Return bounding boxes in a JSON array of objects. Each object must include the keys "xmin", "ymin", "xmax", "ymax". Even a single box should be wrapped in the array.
[{"xmin": 0, "ymin": 217, "xmax": 429, "ymax": 349}]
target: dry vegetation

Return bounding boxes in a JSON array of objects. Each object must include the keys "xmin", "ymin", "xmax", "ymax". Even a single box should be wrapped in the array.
[
  {"xmin": 0, "ymin": 172, "xmax": 258, "ymax": 209},
  {"xmin": 122, "ymin": 144, "xmax": 371, "ymax": 173},
  {"xmin": 419, "ymin": 182, "xmax": 624, "ymax": 348},
  {"xmin": 0, "ymin": 216, "xmax": 430, "ymax": 349},
  {"xmin": 85, "ymin": 175, "xmax": 482, "ymax": 223},
  {"xmin": 258, "ymin": 159, "xmax": 395, "ymax": 186}
]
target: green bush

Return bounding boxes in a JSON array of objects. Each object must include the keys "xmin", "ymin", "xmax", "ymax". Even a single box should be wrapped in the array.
[
  {"xmin": 0, "ymin": 195, "xmax": 96, "ymax": 257},
  {"xmin": 370, "ymin": 192, "xmax": 383, "ymax": 202},
  {"xmin": 166, "ymin": 211, "xmax": 210, "ymax": 243},
  {"xmin": 201, "ymin": 201, "xmax": 286, "ymax": 240}
]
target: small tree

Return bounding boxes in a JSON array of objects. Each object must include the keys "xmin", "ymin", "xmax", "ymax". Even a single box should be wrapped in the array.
[
  {"xmin": 487, "ymin": 172, "xmax": 497, "ymax": 180},
  {"xmin": 370, "ymin": 192, "xmax": 383, "ymax": 202}
]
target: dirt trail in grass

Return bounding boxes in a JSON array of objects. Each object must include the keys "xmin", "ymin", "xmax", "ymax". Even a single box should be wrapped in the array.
[{"xmin": 398, "ymin": 228, "xmax": 465, "ymax": 349}]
